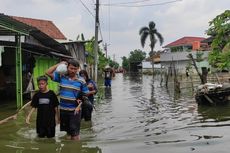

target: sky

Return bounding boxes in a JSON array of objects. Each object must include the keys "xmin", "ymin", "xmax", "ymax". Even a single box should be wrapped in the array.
[{"xmin": 0, "ymin": 0, "xmax": 230, "ymax": 64}]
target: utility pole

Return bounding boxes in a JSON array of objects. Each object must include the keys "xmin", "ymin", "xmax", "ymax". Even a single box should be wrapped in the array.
[
  {"xmin": 94, "ymin": 0, "xmax": 99, "ymax": 82},
  {"xmin": 104, "ymin": 43, "xmax": 107, "ymax": 58}
]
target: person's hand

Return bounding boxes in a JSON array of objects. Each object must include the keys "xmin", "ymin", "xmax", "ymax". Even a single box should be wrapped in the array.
[{"xmin": 74, "ymin": 101, "xmax": 82, "ymax": 115}]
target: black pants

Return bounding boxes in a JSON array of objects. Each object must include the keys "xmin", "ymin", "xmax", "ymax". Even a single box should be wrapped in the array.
[
  {"xmin": 37, "ymin": 126, "xmax": 55, "ymax": 138},
  {"xmin": 60, "ymin": 110, "xmax": 81, "ymax": 136},
  {"xmin": 81, "ymin": 102, "xmax": 93, "ymax": 121}
]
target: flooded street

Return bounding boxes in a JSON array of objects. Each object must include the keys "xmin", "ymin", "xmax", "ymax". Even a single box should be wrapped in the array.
[{"xmin": 1, "ymin": 73, "xmax": 230, "ymax": 153}]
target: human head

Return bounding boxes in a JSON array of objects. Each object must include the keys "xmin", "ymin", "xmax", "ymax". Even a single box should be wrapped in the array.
[
  {"xmin": 79, "ymin": 70, "xmax": 89, "ymax": 81},
  {"xmin": 37, "ymin": 75, "xmax": 48, "ymax": 92},
  {"xmin": 67, "ymin": 59, "xmax": 80, "ymax": 77}
]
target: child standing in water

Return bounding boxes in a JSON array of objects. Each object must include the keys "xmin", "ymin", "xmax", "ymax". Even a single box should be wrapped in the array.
[{"xmin": 26, "ymin": 75, "xmax": 59, "ymax": 138}]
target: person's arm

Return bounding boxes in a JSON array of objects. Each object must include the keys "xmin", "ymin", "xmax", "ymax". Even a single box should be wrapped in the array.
[
  {"xmin": 46, "ymin": 63, "xmax": 60, "ymax": 80},
  {"xmin": 87, "ymin": 82, "xmax": 97, "ymax": 95},
  {"xmin": 26, "ymin": 107, "xmax": 36, "ymax": 124},
  {"xmin": 46, "ymin": 61, "xmax": 67, "ymax": 80}
]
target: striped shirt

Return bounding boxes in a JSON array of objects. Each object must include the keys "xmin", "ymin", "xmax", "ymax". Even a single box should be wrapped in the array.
[{"xmin": 53, "ymin": 72, "xmax": 89, "ymax": 111}]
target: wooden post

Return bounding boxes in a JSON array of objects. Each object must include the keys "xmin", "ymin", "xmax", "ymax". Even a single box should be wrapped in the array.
[{"xmin": 15, "ymin": 35, "xmax": 23, "ymax": 108}]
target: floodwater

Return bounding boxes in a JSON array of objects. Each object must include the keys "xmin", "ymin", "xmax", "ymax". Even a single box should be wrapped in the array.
[{"xmin": 1, "ymin": 73, "xmax": 230, "ymax": 153}]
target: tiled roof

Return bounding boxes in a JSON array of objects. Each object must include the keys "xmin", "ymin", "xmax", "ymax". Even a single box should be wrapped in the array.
[
  {"xmin": 12, "ymin": 16, "xmax": 66, "ymax": 40},
  {"xmin": 164, "ymin": 36, "xmax": 206, "ymax": 48}
]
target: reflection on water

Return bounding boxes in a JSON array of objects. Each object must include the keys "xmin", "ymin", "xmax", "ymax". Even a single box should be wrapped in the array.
[
  {"xmin": 198, "ymin": 104, "xmax": 230, "ymax": 122},
  {"xmin": 104, "ymin": 87, "xmax": 112, "ymax": 100},
  {"xmin": 2, "ymin": 73, "xmax": 230, "ymax": 152}
]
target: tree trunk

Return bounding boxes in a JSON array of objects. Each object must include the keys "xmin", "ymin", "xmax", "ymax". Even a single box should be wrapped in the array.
[
  {"xmin": 188, "ymin": 54, "xmax": 206, "ymax": 84},
  {"xmin": 151, "ymin": 50, "xmax": 154, "ymax": 77}
]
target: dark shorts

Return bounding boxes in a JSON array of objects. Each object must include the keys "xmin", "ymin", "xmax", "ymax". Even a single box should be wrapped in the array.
[
  {"xmin": 60, "ymin": 109, "xmax": 81, "ymax": 137},
  {"xmin": 81, "ymin": 101, "xmax": 93, "ymax": 121},
  {"xmin": 37, "ymin": 126, "xmax": 55, "ymax": 138}
]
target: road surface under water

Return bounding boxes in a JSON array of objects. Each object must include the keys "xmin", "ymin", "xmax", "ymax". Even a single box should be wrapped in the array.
[{"xmin": 1, "ymin": 73, "xmax": 230, "ymax": 153}]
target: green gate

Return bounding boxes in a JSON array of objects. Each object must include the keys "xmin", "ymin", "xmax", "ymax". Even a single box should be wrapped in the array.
[{"xmin": 33, "ymin": 56, "xmax": 59, "ymax": 93}]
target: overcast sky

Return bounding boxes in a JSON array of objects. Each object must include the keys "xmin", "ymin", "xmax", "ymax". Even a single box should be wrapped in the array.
[{"xmin": 0, "ymin": 0, "xmax": 229, "ymax": 64}]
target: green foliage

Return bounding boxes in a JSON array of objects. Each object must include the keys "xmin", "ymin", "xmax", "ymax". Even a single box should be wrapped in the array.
[
  {"xmin": 85, "ymin": 37, "xmax": 119, "ymax": 71},
  {"xmin": 129, "ymin": 49, "xmax": 146, "ymax": 63},
  {"xmin": 85, "ymin": 37, "xmax": 95, "ymax": 65},
  {"xmin": 121, "ymin": 49, "xmax": 146, "ymax": 71},
  {"xmin": 109, "ymin": 60, "xmax": 119, "ymax": 69},
  {"xmin": 207, "ymin": 10, "xmax": 230, "ymax": 70},
  {"xmin": 196, "ymin": 51, "xmax": 204, "ymax": 62},
  {"xmin": 122, "ymin": 56, "xmax": 129, "ymax": 70}
]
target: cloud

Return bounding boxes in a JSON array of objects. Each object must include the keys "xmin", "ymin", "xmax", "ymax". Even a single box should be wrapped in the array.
[{"xmin": 0, "ymin": 0, "xmax": 230, "ymax": 64}]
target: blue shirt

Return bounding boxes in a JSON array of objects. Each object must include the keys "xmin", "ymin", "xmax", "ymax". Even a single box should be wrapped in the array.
[{"xmin": 53, "ymin": 72, "xmax": 89, "ymax": 110}]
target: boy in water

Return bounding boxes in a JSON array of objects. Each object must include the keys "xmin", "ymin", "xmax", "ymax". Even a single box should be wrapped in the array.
[{"xmin": 26, "ymin": 75, "xmax": 59, "ymax": 138}]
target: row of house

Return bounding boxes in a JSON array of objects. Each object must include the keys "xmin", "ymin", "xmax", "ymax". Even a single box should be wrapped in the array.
[
  {"xmin": 0, "ymin": 13, "xmax": 89, "ymax": 108},
  {"xmin": 142, "ymin": 36, "xmax": 211, "ymax": 74}
]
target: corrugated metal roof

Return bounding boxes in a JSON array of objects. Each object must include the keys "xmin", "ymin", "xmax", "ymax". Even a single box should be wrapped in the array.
[
  {"xmin": 0, "ymin": 13, "xmax": 68, "ymax": 54},
  {"xmin": 0, "ymin": 13, "xmax": 31, "ymax": 36}
]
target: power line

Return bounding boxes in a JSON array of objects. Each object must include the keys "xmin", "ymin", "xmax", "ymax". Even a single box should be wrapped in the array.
[
  {"xmin": 102, "ymin": 0, "xmax": 153, "ymax": 5},
  {"xmin": 101, "ymin": 0, "xmax": 182, "ymax": 7},
  {"xmin": 78, "ymin": 0, "xmax": 95, "ymax": 18},
  {"xmin": 108, "ymin": 0, "xmax": 111, "ymax": 44}
]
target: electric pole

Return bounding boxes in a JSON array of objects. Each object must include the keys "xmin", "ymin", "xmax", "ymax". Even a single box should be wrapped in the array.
[
  {"xmin": 104, "ymin": 43, "xmax": 107, "ymax": 58},
  {"xmin": 94, "ymin": 0, "xmax": 99, "ymax": 82}
]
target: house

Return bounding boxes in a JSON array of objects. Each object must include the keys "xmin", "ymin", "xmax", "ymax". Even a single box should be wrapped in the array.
[
  {"xmin": 161, "ymin": 36, "xmax": 211, "ymax": 74},
  {"xmin": 62, "ymin": 41, "xmax": 87, "ymax": 70},
  {"xmin": 0, "ymin": 14, "xmax": 72, "ymax": 108},
  {"xmin": 12, "ymin": 16, "xmax": 89, "ymax": 70},
  {"xmin": 164, "ymin": 36, "xmax": 208, "ymax": 52}
]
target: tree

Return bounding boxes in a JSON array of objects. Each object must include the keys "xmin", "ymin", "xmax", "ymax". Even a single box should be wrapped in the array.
[
  {"xmin": 129, "ymin": 49, "xmax": 146, "ymax": 63},
  {"xmin": 207, "ymin": 10, "xmax": 230, "ymax": 70},
  {"xmin": 121, "ymin": 49, "xmax": 146, "ymax": 72},
  {"xmin": 122, "ymin": 56, "xmax": 129, "ymax": 71},
  {"xmin": 85, "ymin": 37, "xmax": 117, "ymax": 76},
  {"xmin": 139, "ymin": 21, "xmax": 164, "ymax": 73}
]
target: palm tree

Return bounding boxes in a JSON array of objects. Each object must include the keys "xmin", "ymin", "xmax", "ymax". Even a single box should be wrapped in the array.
[{"xmin": 139, "ymin": 21, "xmax": 164, "ymax": 73}]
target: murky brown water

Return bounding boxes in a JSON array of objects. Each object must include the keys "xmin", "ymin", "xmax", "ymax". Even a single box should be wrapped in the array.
[{"xmin": 1, "ymin": 73, "xmax": 230, "ymax": 153}]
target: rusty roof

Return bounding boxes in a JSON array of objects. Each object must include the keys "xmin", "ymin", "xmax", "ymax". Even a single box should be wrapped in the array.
[{"xmin": 12, "ymin": 16, "xmax": 67, "ymax": 40}]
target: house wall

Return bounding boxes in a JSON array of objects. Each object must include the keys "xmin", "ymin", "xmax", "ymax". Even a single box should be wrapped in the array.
[
  {"xmin": 160, "ymin": 51, "xmax": 211, "ymax": 74},
  {"xmin": 64, "ymin": 42, "xmax": 86, "ymax": 69},
  {"xmin": 161, "ymin": 60, "xmax": 188, "ymax": 74}
]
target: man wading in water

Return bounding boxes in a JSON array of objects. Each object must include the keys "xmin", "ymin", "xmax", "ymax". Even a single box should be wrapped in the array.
[{"xmin": 46, "ymin": 59, "xmax": 89, "ymax": 140}]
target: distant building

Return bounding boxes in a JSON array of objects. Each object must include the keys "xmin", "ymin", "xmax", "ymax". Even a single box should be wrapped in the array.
[
  {"xmin": 161, "ymin": 36, "xmax": 211, "ymax": 74},
  {"xmin": 163, "ymin": 36, "xmax": 208, "ymax": 52}
]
